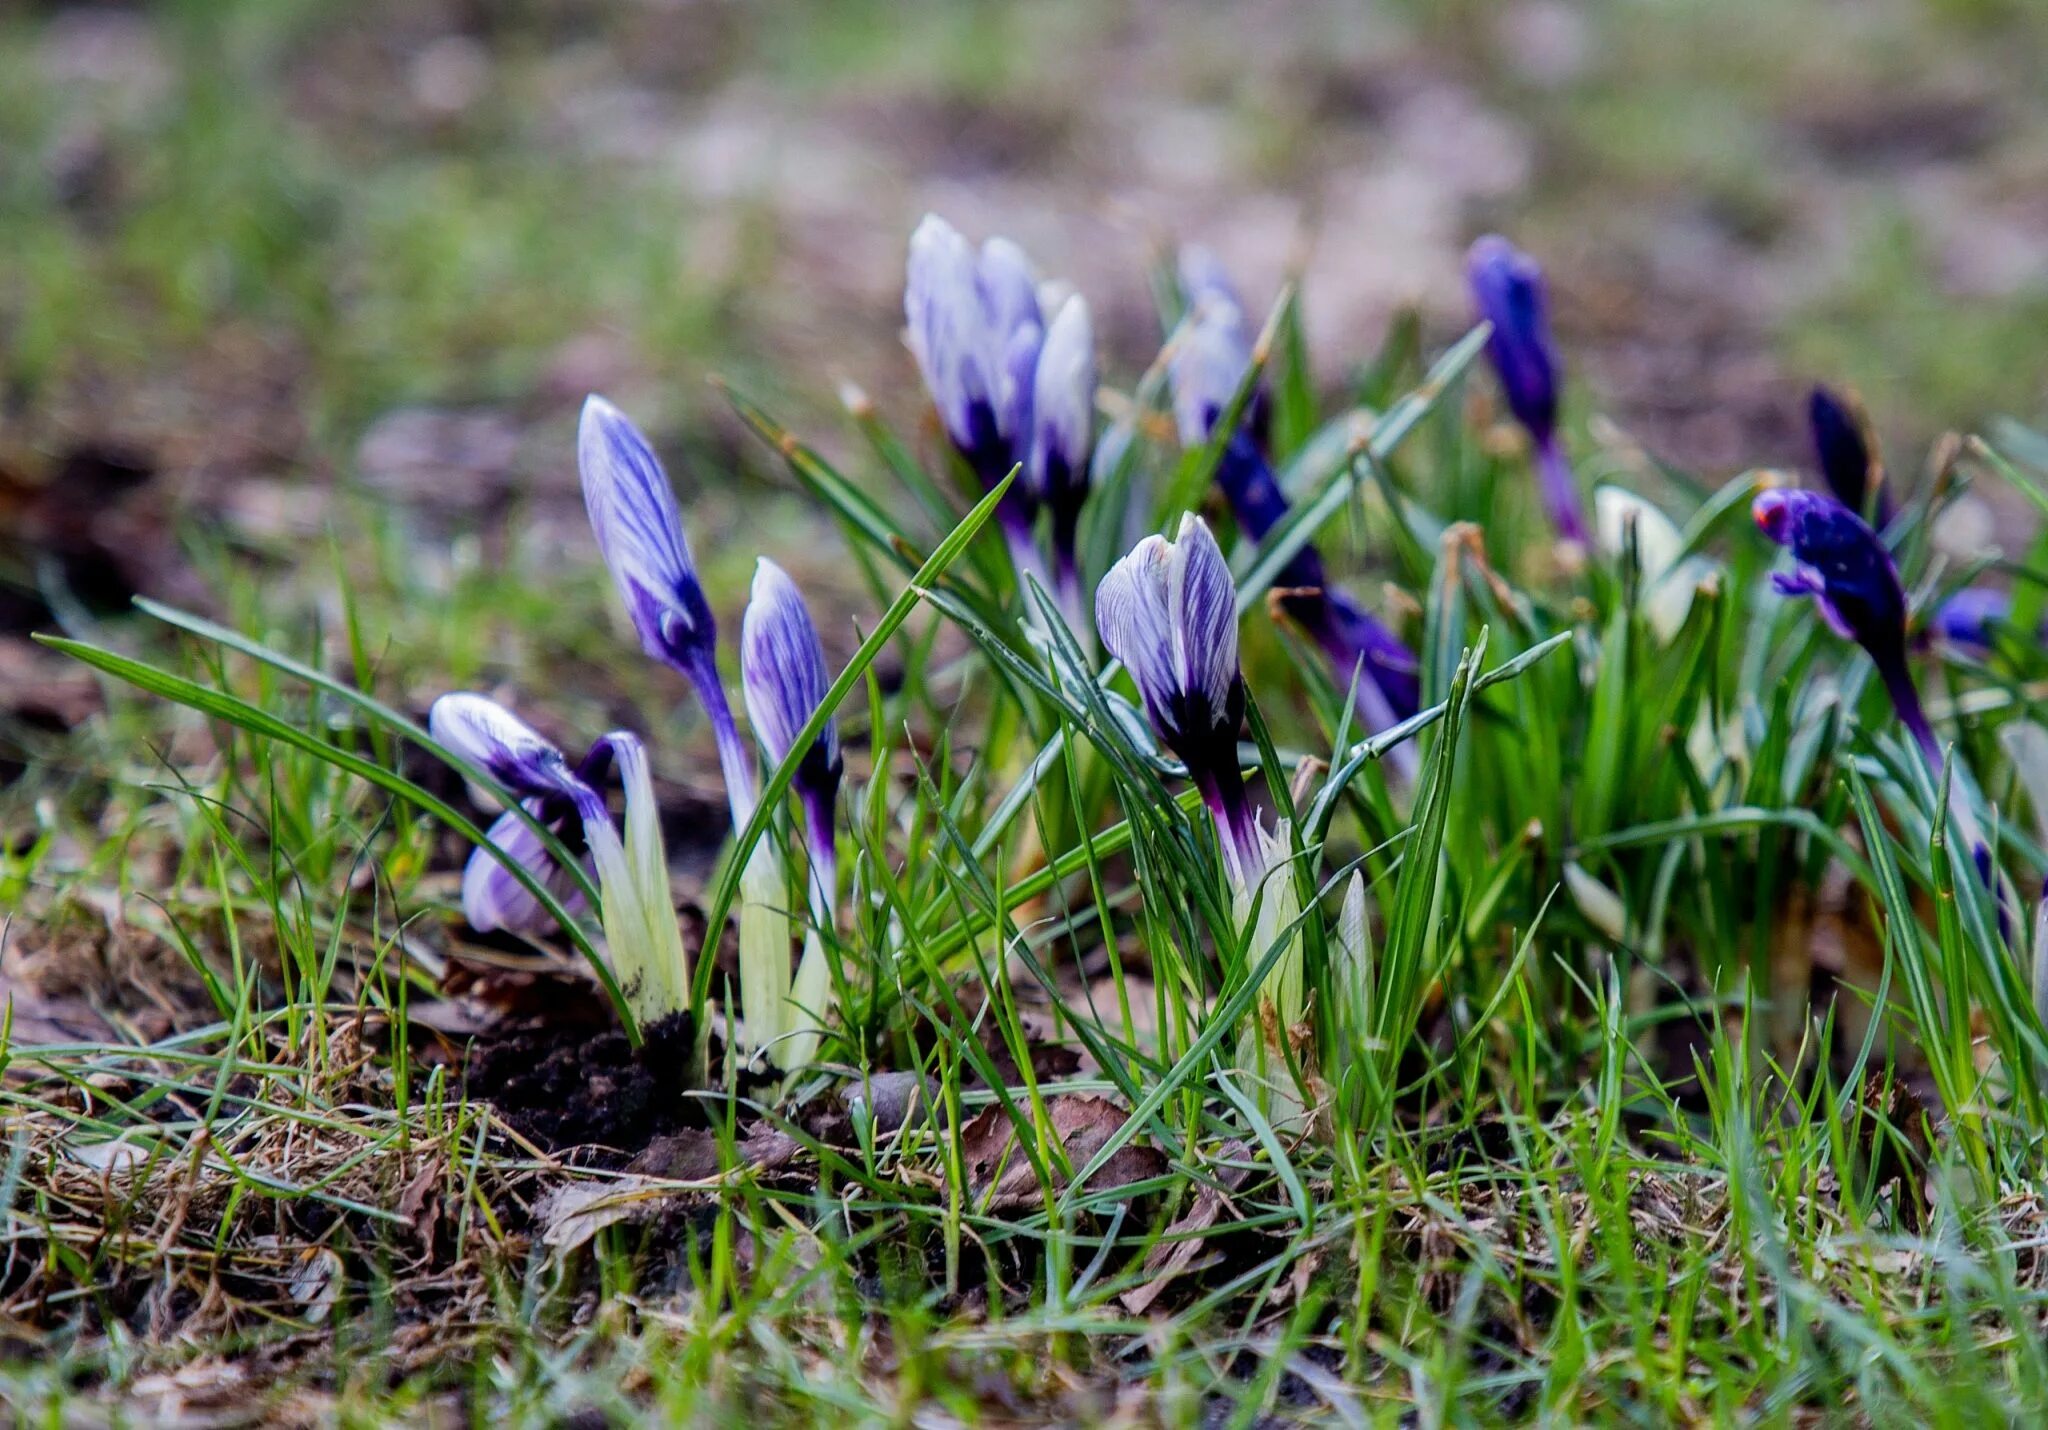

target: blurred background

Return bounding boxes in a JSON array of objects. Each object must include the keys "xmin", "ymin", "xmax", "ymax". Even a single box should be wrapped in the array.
[{"xmin": 3, "ymin": 0, "xmax": 2047, "ymax": 736}]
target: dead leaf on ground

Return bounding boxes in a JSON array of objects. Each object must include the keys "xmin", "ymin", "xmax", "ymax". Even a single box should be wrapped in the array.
[{"xmin": 950, "ymin": 1095, "xmax": 1166, "ymax": 1211}]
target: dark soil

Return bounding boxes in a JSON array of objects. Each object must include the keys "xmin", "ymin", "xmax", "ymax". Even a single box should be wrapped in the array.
[{"xmin": 464, "ymin": 1011, "xmax": 703, "ymax": 1162}]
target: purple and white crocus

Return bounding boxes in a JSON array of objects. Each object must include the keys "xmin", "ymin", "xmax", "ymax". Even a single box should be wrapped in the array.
[
  {"xmin": 1029, "ymin": 293, "xmax": 1098, "ymax": 630},
  {"xmin": 1095, "ymin": 514, "xmax": 1305, "ymax": 1122},
  {"xmin": 740, "ymin": 558, "xmax": 843, "ymax": 1067},
  {"xmin": 579, "ymin": 394, "xmax": 759, "ymax": 830},
  {"xmin": 1467, "ymin": 235, "xmax": 1586, "ymax": 546},
  {"xmin": 741, "ymin": 558, "xmax": 844, "ymax": 929},
  {"xmin": 1171, "ymin": 250, "xmax": 1420, "ymax": 764},
  {"xmin": 905, "ymin": 214, "xmax": 1096, "ymax": 615},
  {"xmin": 1096, "ymin": 515, "xmax": 1260, "ymax": 883},
  {"xmin": 430, "ymin": 694, "xmax": 688, "ymax": 1021}
]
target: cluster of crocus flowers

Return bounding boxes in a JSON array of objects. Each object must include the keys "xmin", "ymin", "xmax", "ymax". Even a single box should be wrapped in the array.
[
  {"xmin": 1467, "ymin": 235, "xmax": 1586, "ymax": 547},
  {"xmin": 1170, "ymin": 249, "xmax": 1420, "ymax": 759},
  {"xmin": 580, "ymin": 396, "xmax": 845, "ymax": 1069},
  {"xmin": 430, "ymin": 694, "xmax": 690, "ymax": 1024},
  {"xmin": 904, "ymin": 214, "xmax": 1097, "ymax": 629},
  {"xmin": 1096, "ymin": 514, "xmax": 1305, "ymax": 1123},
  {"xmin": 437, "ymin": 396, "xmax": 845, "ymax": 1071}
]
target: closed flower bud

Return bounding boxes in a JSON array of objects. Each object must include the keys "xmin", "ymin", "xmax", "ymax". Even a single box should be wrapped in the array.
[
  {"xmin": 578, "ymin": 396, "xmax": 717, "ymax": 680},
  {"xmin": 1097, "ymin": 514, "xmax": 1260, "ymax": 880},
  {"xmin": 1467, "ymin": 234, "xmax": 1585, "ymax": 544},
  {"xmin": 740, "ymin": 558, "xmax": 843, "ymax": 840},
  {"xmin": 579, "ymin": 393, "xmax": 757, "ymax": 827},
  {"xmin": 1808, "ymin": 383, "xmax": 1889, "ymax": 526},
  {"xmin": 1753, "ymin": 488, "xmax": 1937, "ymax": 767},
  {"xmin": 1029, "ymin": 295, "xmax": 1097, "ymax": 620},
  {"xmin": 429, "ymin": 692, "xmax": 582, "ymax": 800}
]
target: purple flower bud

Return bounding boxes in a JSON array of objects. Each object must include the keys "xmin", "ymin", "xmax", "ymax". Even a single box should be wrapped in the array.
[
  {"xmin": 429, "ymin": 693, "xmax": 619, "ymax": 935},
  {"xmin": 578, "ymin": 394, "xmax": 757, "ymax": 827},
  {"xmin": 1096, "ymin": 515, "xmax": 1260, "ymax": 879},
  {"xmin": 1175, "ymin": 245, "xmax": 1271, "ymax": 449},
  {"xmin": 1753, "ymin": 488, "xmax": 1938, "ymax": 768},
  {"xmin": 429, "ymin": 692, "xmax": 582, "ymax": 800},
  {"xmin": 1029, "ymin": 295, "xmax": 1096, "ymax": 606},
  {"xmin": 1169, "ymin": 284, "xmax": 1256, "ymax": 451},
  {"xmin": 578, "ymin": 396, "xmax": 717, "ymax": 680},
  {"xmin": 1932, "ymin": 587, "xmax": 2011, "ymax": 653},
  {"xmin": 741, "ymin": 559, "xmax": 842, "ymax": 809},
  {"xmin": 1808, "ymin": 384, "xmax": 1889, "ymax": 526},
  {"xmin": 741, "ymin": 558, "xmax": 843, "ymax": 921},
  {"xmin": 1467, "ymin": 235, "xmax": 1585, "ymax": 544}
]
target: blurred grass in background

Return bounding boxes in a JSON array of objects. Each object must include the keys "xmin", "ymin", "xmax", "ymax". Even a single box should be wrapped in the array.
[{"xmin": 3, "ymin": 0, "xmax": 2046, "ymax": 491}]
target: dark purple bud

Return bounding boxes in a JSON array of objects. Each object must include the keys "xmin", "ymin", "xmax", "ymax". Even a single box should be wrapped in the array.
[
  {"xmin": 1753, "ymin": 488, "xmax": 1937, "ymax": 768},
  {"xmin": 1933, "ymin": 587, "xmax": 2010, "ymax": 653},
  {"xmin": 1468, "ymin": 235, "xmax": 1559, "ymax": 440},
  {"xmin": 1467, "ymin": 235, "xmax": 1584, "ymax": 543},
  {"xmin": 1808, "ymin": 384, "xmax": 1889, "ymax": 526}
]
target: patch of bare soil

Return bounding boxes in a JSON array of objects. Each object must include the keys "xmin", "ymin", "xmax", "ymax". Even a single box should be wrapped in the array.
[{"xmin": 463, "ymin": 1010, "xmax": 702, "ymax": 1161}]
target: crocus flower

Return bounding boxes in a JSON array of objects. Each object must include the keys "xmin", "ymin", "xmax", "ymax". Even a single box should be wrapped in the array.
[
  {"xmin": 740, "ymin": 558, "xmax": 844, "ymax": 1069},
  {"xmin": 1752, "ymin": 489, "xmax": 1939, "ymax": 769},
  {"xmin": 904, "ymin": 214, "xmax": 1053, "ymax": 588},
  {"xmin": 1097, "ymin": 514, "xmax": 1306, "ymax": 1124},
  {"xmin": 1808, "ymin": 384, "xmax": 1890, "ymax": 527},
  {"xmin": 579, "ymin": 394, "xmax": 758, "ymax": 828},
  {"xmin": 431, "ymin": 693, "xmax": 604, "ymax": 934},
  {"xmin": 741, "ymin": 557, "xmax": 843, "ymax": 923},
  {"xmin": 1028, "ymin": 294, "xmax": 1097, "ymax": 630},
  {"xmin": 1467, "ymin": 235, "xmax": 1586, "ymax": 545},
  {"xmin": 1169, "ymin": 253, "xmax": 1420, "ymax": 746},
  {"xmin": 429, "ymin": 694, "xmax": 688, "ymax": 1020},
  {"xmin": 1096, "ymin": 514, "xmax": 1261, "ymax": 882},
  {"xmin": 1932, "ymin": 586, "xmax": 2022, "ymax": 653}
]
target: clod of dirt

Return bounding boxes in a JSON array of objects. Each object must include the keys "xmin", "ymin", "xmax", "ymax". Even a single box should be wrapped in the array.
[{"xmin": 464, "ymin": 1012, "xmax": 702, "ymax": 1161}]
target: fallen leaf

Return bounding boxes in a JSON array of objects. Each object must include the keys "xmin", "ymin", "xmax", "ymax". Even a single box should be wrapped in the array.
[
  {"xmin": 951, "ymin": 1095, "xmax": 1166, "ymax": 1211},
  {"xmin": 537, "ymin": 1176, "xmax": 674, "ymax": 1252}
]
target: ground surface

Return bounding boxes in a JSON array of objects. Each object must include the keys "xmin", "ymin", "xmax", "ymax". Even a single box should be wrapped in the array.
[{"xmin": 4, "ymin": 0, "xmax": 2048, "ymax": 1424}]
